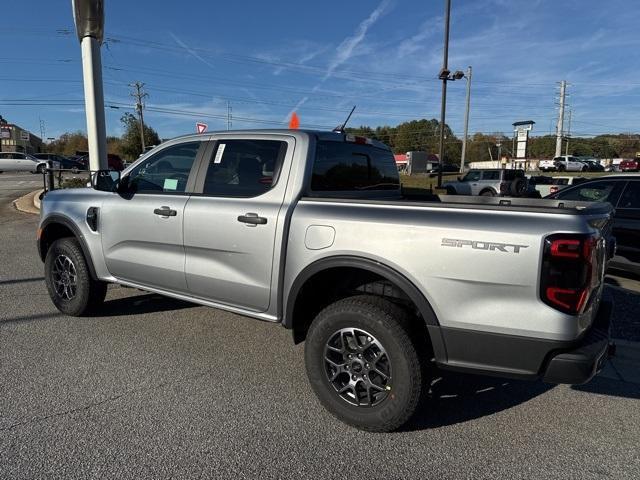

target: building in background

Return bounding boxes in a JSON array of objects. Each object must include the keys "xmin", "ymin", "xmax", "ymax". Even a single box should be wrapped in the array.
[{"xmin": 0, "ymin": 115, "xmax": 44, "ymax": 154}]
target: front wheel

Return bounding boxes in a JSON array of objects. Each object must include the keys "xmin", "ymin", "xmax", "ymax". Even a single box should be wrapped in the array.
[
  {"xmin": 44, "ymin": 237, "xmax": 107, "ymax": 316},
  {"xmin": 305, "ymin": 295, "xmax": 426, "ymax": 432}
]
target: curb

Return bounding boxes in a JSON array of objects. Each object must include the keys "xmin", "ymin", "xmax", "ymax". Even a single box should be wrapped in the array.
[{"xmin": 13, "ymin": 189, "xmax": 43, "ymax": 215}]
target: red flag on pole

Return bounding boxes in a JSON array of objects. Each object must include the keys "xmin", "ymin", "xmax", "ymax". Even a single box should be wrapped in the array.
[{"xmin": 289, "ymin": 112, "xmax": 300, "ymax": 129}]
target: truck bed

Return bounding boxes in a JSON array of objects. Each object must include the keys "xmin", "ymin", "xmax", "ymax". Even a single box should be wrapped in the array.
[{"xmin": 302, "ymin": 193, "xmax": 614, "ymax": 216}]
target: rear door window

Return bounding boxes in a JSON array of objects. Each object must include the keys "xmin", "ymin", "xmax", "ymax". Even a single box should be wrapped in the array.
[
  {"xmin": 202, "ymin": 139, "xmax": 287, "ymax": 197},
  {"xmin": 311, "ymin": 141, "xmax": 399, "ymax": 191},
  {"xmin": 481, "ymin": 171, "xmax": 500, "ymax": 180}
]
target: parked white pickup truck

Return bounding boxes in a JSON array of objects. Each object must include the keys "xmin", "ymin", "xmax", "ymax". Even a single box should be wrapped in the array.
[
  {"xmin": 539, "ymin": 156, "xmax": 588, "ymax": 172},
  {"xmin": 531, "ymin": 176, "xmax": 588, "ymax": 197}
]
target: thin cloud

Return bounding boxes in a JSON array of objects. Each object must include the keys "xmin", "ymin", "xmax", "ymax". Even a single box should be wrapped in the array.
[
  {"xmin": 170, "ymin": 32, "xmax": 216, "ymax": 69},
  {"xmin": 285, "ymin": 0, "xmax": 393, "ymax": 121}
]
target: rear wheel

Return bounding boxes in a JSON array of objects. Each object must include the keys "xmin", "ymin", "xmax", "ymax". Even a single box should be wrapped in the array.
[
  {"xmin": 44, "ymin": 237, "xmax": 107, "ymax": 316},
  {"xmin": 305, "ymin": 295, "xmax": 427, "ymax": 432},
  {"xmin": 480, "ymin": 189, "xmax": 495, "ymax": 196},
  {"xmin": 36, "ymin": 164, "xmax": 45, "ymax": 174}
]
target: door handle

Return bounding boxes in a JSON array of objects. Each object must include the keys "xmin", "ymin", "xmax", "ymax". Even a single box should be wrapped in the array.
[
  {"xmin": 154, "ymin": 206, "xmax": 177, "ymax": 217},
  {"xmin": 237, "ymin": 212, "xmax": 267, "ymax": 226}
]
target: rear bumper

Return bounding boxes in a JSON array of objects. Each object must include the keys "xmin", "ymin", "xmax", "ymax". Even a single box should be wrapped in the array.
[
  {"xmin": 541, "ymin": 300, "xmax": 613, "ymax": 384},
  {"xmin": 430, "ymin": 300, "xmax": 614, "ymax": 385}
]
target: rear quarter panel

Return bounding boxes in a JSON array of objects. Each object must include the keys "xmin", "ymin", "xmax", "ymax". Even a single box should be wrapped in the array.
[{"xmin": 284, "ymin": 199, "xmax": 605, "ymax": 341}]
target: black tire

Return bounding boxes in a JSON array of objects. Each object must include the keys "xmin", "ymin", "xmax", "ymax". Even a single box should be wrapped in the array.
[
  {"xmin": 558, "ymin": 165, "xmax": 566, "ymax": 172},
  {"xmin": 305, "ymin": 295, "xmax": 427, "ymax": 432},
  {"xmin": 582, "ymin": 166, "xmax": 588, "ymax": 172},
  {"xmin": 36, "ymin": 164, "xmax": 45, "ymax": 174},
  {"xmin": 44, "ymin": 237, "xmax": 107, "ymax": 316},
  {"xmin": 480, "ymin": 189, "xmax": 495, "ymax": 197},
  {"xmin": 445, "ymin": 186, "xmax": 456, "ymax": 195}
]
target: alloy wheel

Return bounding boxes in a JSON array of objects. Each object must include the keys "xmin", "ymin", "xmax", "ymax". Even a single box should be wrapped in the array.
[
  {"xmin": 323, "ymin": 328, "xmax": 392, "ymax": 407},
  {"xmin": 51, "ymin": 254, "xmax": 78, "ymax": 300}
]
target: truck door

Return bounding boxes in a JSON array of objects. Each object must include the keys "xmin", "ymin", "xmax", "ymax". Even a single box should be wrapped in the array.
[
  {"xmin": 100, "ymin": 140, "xmax": 206, "ymax": 293},
  {"xmin": 183, "ymin": 135, "xmax": 294, "ymax": 312}
]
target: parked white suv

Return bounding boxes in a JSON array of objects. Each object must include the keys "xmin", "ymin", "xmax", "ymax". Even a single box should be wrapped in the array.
[
  {"xmin": 540, "ymin": 156, "xmax": 587, "ymax": 172},
  {"xmin": 442, "ymin": 168, "xmax": 529, "ymax": 196},
  {"xmin": 0, "ymin": 151, "xmax": 59, "ymax": 173}
]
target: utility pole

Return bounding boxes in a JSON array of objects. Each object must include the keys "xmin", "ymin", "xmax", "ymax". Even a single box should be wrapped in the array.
[
  {"xmin": 565, "ymin": 109, "xmax": 572, "ymax": 155},
  {"xmin": 437, "ymin": 0, "xmax": 452, "ymax": 188},
  {"xmin": 39, "ymin": 117, "xmax": 46, "ymax": 142},
  {"xmin": 555, "ymin": 80, "xmax": 567, "ymax": 158},
  {"xmin": 227, "ymin": 101, "xmax": 232, "ymax": 130},
  {"xmin": 460, "ymin": 65, "xmax": 472, "ymax": 173},
  {"xmin": 130, "ymin": 81, "xmax": 148, "ymax": 152}
]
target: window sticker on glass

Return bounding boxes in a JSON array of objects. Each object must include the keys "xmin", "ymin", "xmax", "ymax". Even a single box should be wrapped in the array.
[
  {"xmin": 163, "ymin": 178, "xmax": 178, "ymax": 191},
  {"xmin": 214, "ymin": 143, "xmax": 226, "ymax": 164}
]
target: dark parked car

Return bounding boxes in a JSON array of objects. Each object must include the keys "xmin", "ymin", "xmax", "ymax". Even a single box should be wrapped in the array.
[
  {"xmin": 620, "ymin": 159, "xmax": 639, "ymax": 172},
  {"xmin": 76, "ymin": 153, "xmax": 125, "ymax": 171},
  {"xmin": 34, "ymin": 153, "xmax": 85, "ymax": 173},
  {"xmin": 546, "ymin": 175, "xmax": 640, "ymax": 275},
  {"xmin": 578, "ymin": 158, "xmax": 605, "ymax": 172},
  {"xmin": 428, "ymin": 163, "xmax": 460, "ymax": 177}
]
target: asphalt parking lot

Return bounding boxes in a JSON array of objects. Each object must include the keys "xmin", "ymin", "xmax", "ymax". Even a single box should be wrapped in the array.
[{"xmin": 1, "ymin": 174, "xmax": 639, "ymax": 479}]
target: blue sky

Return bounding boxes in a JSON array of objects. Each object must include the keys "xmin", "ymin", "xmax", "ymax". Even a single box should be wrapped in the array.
[{"xmin": 1, "ymin": 0, "xmax": 639, "ymax": 141}]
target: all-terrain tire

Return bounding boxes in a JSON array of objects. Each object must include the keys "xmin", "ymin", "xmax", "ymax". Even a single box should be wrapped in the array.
[
  {"xmin": 305, "ymin": 295, "xmax": 427, "ymax": 432},
  {"xmin": 44, "ymin": 237, "xmax": 107, "ymax": 316}
]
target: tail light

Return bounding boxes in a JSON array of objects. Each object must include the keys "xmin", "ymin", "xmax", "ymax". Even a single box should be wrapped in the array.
[
  {"xmin": 550, "ymin": 186, "xmax": 559, "ymax": 194},
  {"xmin": 541, "ymin": 234, "xmax": 601, "ymax": 315}
]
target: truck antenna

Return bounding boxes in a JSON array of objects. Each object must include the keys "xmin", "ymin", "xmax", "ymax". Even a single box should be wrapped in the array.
[{"xmin": 333, "ymin": 105, "xmax": 356, "ymax": 133}]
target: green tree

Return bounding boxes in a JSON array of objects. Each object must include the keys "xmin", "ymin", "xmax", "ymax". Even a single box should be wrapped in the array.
[
  {"xmin": 119, "ymin": 113, "xmax": 160, "ymax": 160},
  {"xmin": 48, "ymin": 131, "xmax": 88, "ymax": 156}
]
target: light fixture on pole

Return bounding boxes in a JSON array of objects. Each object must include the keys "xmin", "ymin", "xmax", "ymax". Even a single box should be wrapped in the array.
[{"xmin": 72, "ymin": 0, "xmax": 108, "ymax": 171}]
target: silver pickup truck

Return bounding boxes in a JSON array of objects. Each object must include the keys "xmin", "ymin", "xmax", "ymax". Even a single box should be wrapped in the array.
[{"xmin": 37, "ymin": 129, "xmax": 615, "ymax": 432}]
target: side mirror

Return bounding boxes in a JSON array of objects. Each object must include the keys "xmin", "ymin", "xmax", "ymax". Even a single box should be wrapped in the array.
[{"xmin": 91, "ymin": 170, "xmax": 120, "ymax": 192}]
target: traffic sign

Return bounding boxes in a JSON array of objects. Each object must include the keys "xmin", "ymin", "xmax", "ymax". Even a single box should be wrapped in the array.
[{"xmin": 196, "ymin": 122, "xmax": 207, "ymax": 134}]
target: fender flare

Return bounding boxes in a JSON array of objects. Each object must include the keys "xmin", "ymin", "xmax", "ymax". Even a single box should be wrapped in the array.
[
  {"xmin": 479, "ymin": 187, "xmax": 497, "ymax": 196},
  {"xmin": 283, "ymin": 255, "xmax": 440, "ymax": 329},
  {"xmin": 38, "ymin": 214, "xmax": 98, "ymax": 280}
]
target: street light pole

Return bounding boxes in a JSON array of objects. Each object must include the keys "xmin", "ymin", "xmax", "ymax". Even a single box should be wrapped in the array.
[
  {"xmin": 437, "ymin": 0, "xmax": 452, "ymax": 188},
  {"xmin": 72, "ymin": 0, "xmax": 107, "ymax": 171},
  {"xmin": 460, "ymin": 65, "xmax": 472, "ymax": 173}
]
